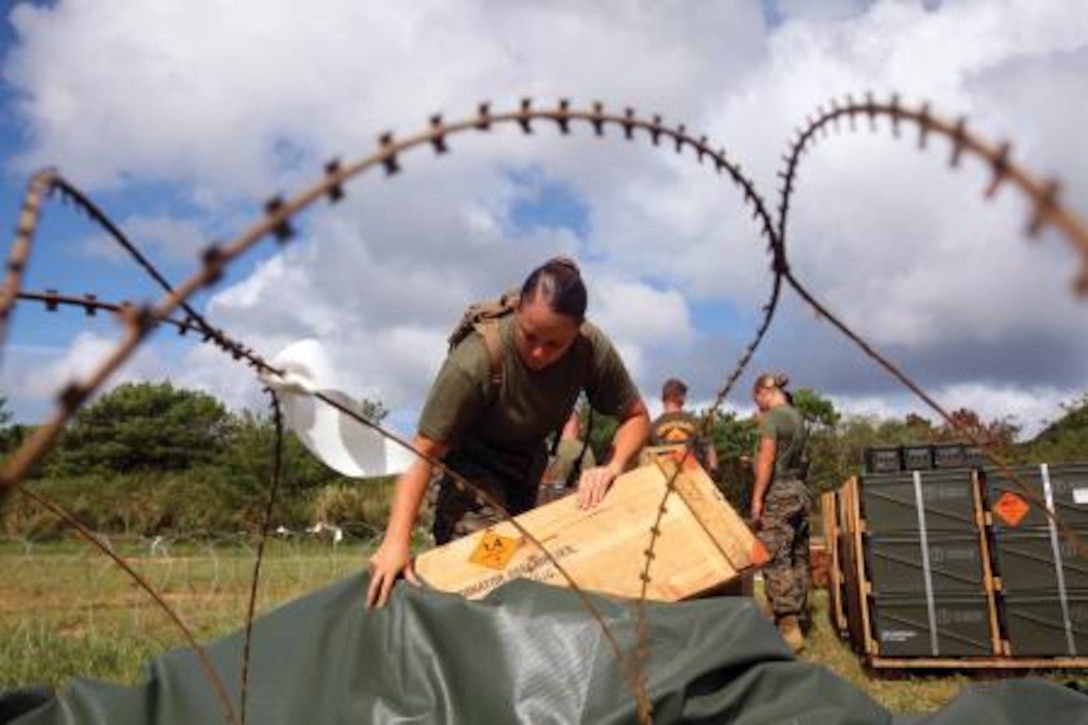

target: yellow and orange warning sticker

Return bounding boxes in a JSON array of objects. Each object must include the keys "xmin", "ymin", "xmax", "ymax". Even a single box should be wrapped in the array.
[{"xmin": 468, "ymin": 531, "xmax": 521, "ymax": 570}]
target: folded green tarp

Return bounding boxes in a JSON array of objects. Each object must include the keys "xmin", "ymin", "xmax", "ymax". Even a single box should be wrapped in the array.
[{"xmin": 6, "ymin": 574, "xmax": 1087, "ymax": 724}]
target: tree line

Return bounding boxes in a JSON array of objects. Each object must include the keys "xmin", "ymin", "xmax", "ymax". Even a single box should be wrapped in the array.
[
  {"xmin": 0, "ymin": 383, "xmax": 391, "ymax": 540},
  {"xmin": 1, "ymin": 382, "xmax": 1085, "ymax": 539}
]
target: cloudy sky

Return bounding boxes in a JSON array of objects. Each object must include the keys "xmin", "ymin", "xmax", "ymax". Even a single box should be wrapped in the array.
[{"xmin": 0, "ymin": 0, "xmax": 1086, "ymax": 442}]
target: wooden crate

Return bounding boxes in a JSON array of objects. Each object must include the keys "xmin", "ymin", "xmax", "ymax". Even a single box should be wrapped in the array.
[
  {"xmin": 415, "ymin": 454, "xmax": 768, "ymax": 601},
  {"xmin": 821, "ymin": 488, "xmax": 848, "ymax": 634}
]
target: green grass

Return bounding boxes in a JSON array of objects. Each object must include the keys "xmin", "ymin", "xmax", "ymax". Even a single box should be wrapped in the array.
[
  {"xmin": 0, "ymin": 538, "xmax": 377, "ymax": 689},
  {"xmin": 3, "ymin": 542, "xmax": 1086, "ymax": 715}
]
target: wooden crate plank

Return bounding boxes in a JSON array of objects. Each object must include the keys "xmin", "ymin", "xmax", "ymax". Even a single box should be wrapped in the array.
[
  {"xmin": 660, "ymin": 455, "xmax": 767, "ymax": 572},
  {"xmin": 415, "ymin": 459, "xmax": 762, "ymax": 602}
]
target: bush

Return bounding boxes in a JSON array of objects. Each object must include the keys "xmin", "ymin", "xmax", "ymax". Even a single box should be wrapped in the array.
[
  {"xmin": 1, "ymin": 470, "xmax": 320, "ymax": 539},
  {"xmin": 311, "ymin": 477, "xmax": 396, "ymax": 532}
]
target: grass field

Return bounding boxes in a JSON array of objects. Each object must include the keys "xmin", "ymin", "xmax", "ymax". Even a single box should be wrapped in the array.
[{"xmin": 2, "ymin": 539, "xmax": 1085, "ymax": 715}]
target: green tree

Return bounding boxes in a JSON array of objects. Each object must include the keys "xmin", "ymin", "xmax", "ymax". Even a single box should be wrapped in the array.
[
  {"xmin": 1024, "ymin": 392, "xmax": 1088, "ymax": 464},
  {"xmin": 703, "ymin": 409, "xmax": 759, "ymax": 508},
  {"xmin": 52, "ymin": 381, "xmax": 232, "ymax": 474},
  {"xmin": 791, "ymin": 388, "xmax": 841, "ymax": 429}
]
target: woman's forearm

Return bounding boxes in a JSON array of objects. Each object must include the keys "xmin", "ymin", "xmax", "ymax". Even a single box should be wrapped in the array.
[
  {"xmin": 383, "ymin": 436, "xmax": 446, "ymax": 543},
  {"xmin": 606, "ymin": 400, "xmax": 651, "ymax": 474}
]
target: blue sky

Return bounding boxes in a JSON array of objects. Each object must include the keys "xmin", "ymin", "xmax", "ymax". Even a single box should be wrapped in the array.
[{"xmin": 1, "ymin": 0, "xmax": 1086, "ymax": 440}]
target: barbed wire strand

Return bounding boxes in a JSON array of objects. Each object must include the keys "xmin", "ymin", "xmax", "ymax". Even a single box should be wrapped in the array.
[{"xmin": 238, "ymin": 390, "xmax": 287, "ymax": 725}]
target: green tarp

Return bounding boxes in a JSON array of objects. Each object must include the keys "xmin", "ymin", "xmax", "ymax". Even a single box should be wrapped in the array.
[{"xmin": 6, "ymin": 574, "xmax": 1088, "ymax": 723}]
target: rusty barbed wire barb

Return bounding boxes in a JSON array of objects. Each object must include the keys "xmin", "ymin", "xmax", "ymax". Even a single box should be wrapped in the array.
[
  {"xmin": 518, "ymin": 98, "xmax": 533, "ymax": 133},
  {"xmin": 0, "ymin": 168, "xmax": 254, "ymax": 392},
  {"xmin": 553, "ymin": 98, "xmax": 572, "ymax": 134},
  {"xmin": 378, "ymin": 132, "xmax": 400, "ymax": 175},
  {"xmin": 591, "ymin": 102, "xmax": 606, "ymax": 136},
  {"xmin": 324, "ymin": 159, "xmax": 346, "ymax": 202},
  {"xmin": 917, "ymin": 103, "xmax": 931, "ymax": 150},
  {"xmin": 622, "ymin": 108, "xmax": 636, "ymax": 139},
  {"xmin": 0, "ymin": 170, "xmax": 57, "ymax": 352},
  {"xmin": 475, "ymin": 102, "xmax": 492, "ymax": 130},
  {"xmin": 429, "ymin": 115, "xmax": 449, "ymax": 154},
  {"xmin": 265, "ymin": 196, "xmax": 295, "ymax": 243}
]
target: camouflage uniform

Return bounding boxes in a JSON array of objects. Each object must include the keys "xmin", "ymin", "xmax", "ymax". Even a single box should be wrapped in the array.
[
  {"xmin": 757, "ymin": 477, "xmax": 812, "ymax": 623},
  {"xmin": 432, "ymin": 442, "xmax": 544, "ymax": 544},
  {"xmin": 755, "ymin": 403, "xmax": 810, "ymax": 625}
]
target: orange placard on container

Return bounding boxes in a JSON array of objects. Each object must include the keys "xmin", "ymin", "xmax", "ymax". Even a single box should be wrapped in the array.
[{"xmin": 993, "ymin": 491, "xmax": 1030, "ymax": 527}]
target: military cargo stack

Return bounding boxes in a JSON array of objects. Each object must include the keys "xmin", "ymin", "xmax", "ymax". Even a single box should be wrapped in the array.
[
  {"xmin": 984, "ymin": 464, "xmax": 1088, "ymax": 657},
  {"xmin": 859, "ymin": 466, "xmax": 1000, "ymax": 658}
]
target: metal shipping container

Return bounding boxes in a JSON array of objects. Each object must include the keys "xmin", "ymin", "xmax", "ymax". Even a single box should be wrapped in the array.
[
  {"xmin": 865, "ymin": 446, "xmax": 902, "ymax": 475},
  {"xmin": 861, "ymin": 470, "xmax": 979, "ymax": 534},
  {"xmin": 870, "ymin": 594, "xmax": 994, "ymax": 657},
  {"xmin": 990, "ymin": 527, "xmax": 1088, "ymax": 594},
  {"xmin": 866, "ymin": 533, "xmax": 986, "ymax": 596},
  {"xmin": 984, "ymin": 464, "xmax": 1088, "ymax": 531},
  {"xmin": 902, "ymin": 444, "xmax": 934, "ymax": 472},
  {"xmin": 1003, "ymin": 591, "xmax": 1088, "ymax": 657}
]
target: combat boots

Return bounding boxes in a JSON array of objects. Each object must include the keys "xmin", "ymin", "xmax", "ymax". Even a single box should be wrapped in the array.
[{"xmin": 776, "ymin": 615, "xmax": 805, "ymax": 653}]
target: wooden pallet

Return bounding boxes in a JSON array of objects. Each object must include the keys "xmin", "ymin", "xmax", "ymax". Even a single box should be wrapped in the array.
[
  {"xmin": 869, "ymin": 656, "xmax": 1088, "ymax": 670},
  {"xmin": 415, "ymin": 454, "xmax": 768, "ymax": 601},
  {"xmin": 820, "ymin": 488, "xmax": 847, "ymax": 634}
]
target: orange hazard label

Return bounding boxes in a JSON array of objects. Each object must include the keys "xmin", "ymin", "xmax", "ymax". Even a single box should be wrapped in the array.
[
  {"xmin": 993, "ymin": 492, "xmax": 1030, "ymax": 527},
  {"xmin": 468, "ymin": 531, "xmax": 521, "ymax": 570}
]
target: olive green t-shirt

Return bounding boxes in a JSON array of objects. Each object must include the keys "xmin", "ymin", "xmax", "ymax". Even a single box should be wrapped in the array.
[
  {"xmin": 418, "ymin": 315, "xmax": 641, "ymax": 458},
  {"xmin": 759, "ymin": 404, "xmax": 807, "ymax": 480}
]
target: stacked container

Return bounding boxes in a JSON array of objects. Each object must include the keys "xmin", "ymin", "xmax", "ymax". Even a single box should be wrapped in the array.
[
  {"xmin": 860, "ymin": 468, "xmax": 999, "ymax": 657},
  {"xmin": 984, "ymin": 464, "xmax": 1088, "ymax": 656}
]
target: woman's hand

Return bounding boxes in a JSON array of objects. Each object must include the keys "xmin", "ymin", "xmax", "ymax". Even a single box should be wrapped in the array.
[
  {"xmin": 749, "ymin": 497, "xmax": 764, "ymax": 524},
  {"xmin": 365, "ymin": 436, "xmax": 444, "ymax": 610},
  {"xmin": 366, "ymin": 535, "xmax": 420, "ymax": 609},
  {"xmin": 577, "ymin": 464, "xmax": 620, "ymax": 509}
]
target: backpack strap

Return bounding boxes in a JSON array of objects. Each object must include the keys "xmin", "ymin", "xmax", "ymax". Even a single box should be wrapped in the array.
[{"xmin": 475, "ymin": 319, "xmax": 505, "ymax": 400}]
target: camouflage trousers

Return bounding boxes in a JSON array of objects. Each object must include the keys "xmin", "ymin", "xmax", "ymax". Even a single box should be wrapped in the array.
[
  {"xmin": 756, "ymin": 478, "xmax": 812, "ymax": 622},
  {"xmin": 431, "ymin": 447, "xmax": 544, "ymax": 545}
]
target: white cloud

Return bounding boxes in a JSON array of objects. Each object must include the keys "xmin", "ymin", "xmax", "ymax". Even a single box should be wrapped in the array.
[
  {"xmin": 79, "ymin": 213, "xmax": 209, "ymax": 263},
  {"xmin": 2, "ymin": 0, "xmax": 1086, "ymax": 439},
  {"xmin": 830, "ymin": 382, "xmax": 1078, "ymax": 439},
  {"xmin": 1, "ymin": 331, "xmax": 170, "ymax": 416}
]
